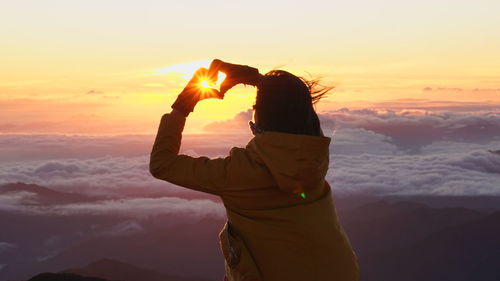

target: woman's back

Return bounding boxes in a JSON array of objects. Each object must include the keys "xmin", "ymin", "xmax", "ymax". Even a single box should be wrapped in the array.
[{"xmin": 219, "ymin": 130, "xmax": 359, "ymax": 281}]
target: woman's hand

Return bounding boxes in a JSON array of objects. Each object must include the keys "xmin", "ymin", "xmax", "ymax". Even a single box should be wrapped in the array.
[
  {"xmin": 171, "ymin": 67, "xmax": 222, "ymax": 116},
  {"xmin": 208, "ymin": 59, "xmax": 262, "ymax": 96},
  {"xmin": 171, "ymin": 60, "xmax": 262, "ymax": 116}
]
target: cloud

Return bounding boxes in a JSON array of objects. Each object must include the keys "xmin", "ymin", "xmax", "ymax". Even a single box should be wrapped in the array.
[
  {"xmin": 98, "ymin": 221, "xmax": 145, "ymax": 237},
  {"xmin": 422, "ymin": 87, "xmax": 500, "ymax": 93},
  {"xmin": 0, "ymin": 156, "xmax": 187, "ymax": 197},
  {"xmin": 204, "ymin": 109, "xmax": 253, "ymax": 132},
  {"xmin": 1, "ymin": 106, "xmax": 500, "ymax": 201},
  {"xmin": 86, "ymin": 90, "xmax": 104, "ymax": 95},
  {"xmin": 34, "ymin": 162, "xmax": 81, "ymax": 174},
  {"xmin": 52, "ymin": 197, "xmax": 225, "ymax": 218},
  {"xmin": 329, "ymin": 128, "xmax": 399, "ymax": 155},
  {"xmin": 0, "ymin": 132, "xmax": 249, "ymax": 164},
  {"xmin": 320, "ymin": 108, "xmax": 500, "ymax": 151},
  {"xmin": 0, "ymin": 194, "xmax": 225, "ymax": 219},
  {"xmin": 0, "ymin": 242, "xmax": 16, "ymax": 253},
  {"xmin": 328, "ymin": 149, "xmax": 500, "ymax": 196},
  {"xmin": 0, "ymin": 192, "xmax": 38, "ymax": 211},
  {"xmin": 364, "ymin": 100, "xmax": 500, "ymax": 112}
]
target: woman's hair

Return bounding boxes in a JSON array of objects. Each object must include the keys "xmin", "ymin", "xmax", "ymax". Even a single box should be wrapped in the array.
[{"xmin": 254, "ymin": 70, "xmax": 332, "ymax": 136}]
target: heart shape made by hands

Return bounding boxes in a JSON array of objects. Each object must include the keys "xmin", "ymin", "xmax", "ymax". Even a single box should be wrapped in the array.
[{"xmin": 204, "ymin": 59, "xmax": 261, "ymax": 98}]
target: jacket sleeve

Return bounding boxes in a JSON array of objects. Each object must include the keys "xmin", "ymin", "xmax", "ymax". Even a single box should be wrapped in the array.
[{"xmin": 149, "ymin": 111, "xmax": 230, "ymax": 195}]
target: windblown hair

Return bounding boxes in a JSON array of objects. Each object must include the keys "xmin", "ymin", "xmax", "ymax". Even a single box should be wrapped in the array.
[{"xmin": 254, "ymin": 70, "xmax": 332, "ymax": 136}]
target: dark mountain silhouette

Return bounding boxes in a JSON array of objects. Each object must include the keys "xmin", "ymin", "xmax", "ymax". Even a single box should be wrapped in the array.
[
  {"xmin": 341, "ymin": 200, "xmax": 485, "ymax": 255},
  {"xmin": 384, "ymin": 194, "xmax": 500, "ymax": 211},
  {"xmin": 0, "ymin": 182, "xmax": 98, "ymax": 205},
  {"xmin": 63, "ymin": 258, "xmax": 213, "ymax": 281},
  {"xmin": 359, "ymin": 210, "xmax": 500, "ymax": 281},
  {"xmin": 398, "ymin": 210, "xmax": 500, "ymax": 281},
  {"xmin": 27, "ymin": 273, "xmax": 110, "ymax": 281},
  {"xmin": 488, "ymin": 149, "xmax": 500, "ymax": 155},
  {"xmin": 35, "ymin": 218, "xmax": 225, "ymax": 279}
]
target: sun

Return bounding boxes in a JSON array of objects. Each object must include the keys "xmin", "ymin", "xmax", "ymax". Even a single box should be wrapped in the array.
[
  {"xmin": 197, "ymin": 73, "xmax": 226, "ymax": 91},
  {"xmin": 200, "ymin": 79, "xmax": 211, "ymax": 89},
  {"xmin": 196, "ymin": 75, "xmax": 219, "ymax": 99}
]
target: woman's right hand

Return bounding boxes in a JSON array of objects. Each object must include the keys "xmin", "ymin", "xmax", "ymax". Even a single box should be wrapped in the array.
[
  {"xmin": 208, "ymin": 59, "xmax": 263, "ymax": 96},
  {"xmin": 171, "ymin": 67, "xmax": 222, "ymax": 116}
]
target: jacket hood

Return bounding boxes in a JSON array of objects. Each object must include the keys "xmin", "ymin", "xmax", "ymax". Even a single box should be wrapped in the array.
[{"xmin": 246, "ymin": 131, "xmax": 331, "ymax": 193}]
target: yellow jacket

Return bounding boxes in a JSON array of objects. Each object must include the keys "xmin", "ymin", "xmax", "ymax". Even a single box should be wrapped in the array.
[{"xmin": 150, "ymin": 112, "xmax": 359, "ymax": 281}]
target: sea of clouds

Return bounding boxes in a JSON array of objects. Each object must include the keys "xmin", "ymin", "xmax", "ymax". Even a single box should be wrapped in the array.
[{"xmin": 1, "ymin": 105, "xmax": 500, "ymax": 218}]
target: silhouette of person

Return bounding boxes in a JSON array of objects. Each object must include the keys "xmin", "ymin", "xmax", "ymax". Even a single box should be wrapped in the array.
[{"xmin": 150, "ymin": 59, "xmax": 359, "ymax": 281}]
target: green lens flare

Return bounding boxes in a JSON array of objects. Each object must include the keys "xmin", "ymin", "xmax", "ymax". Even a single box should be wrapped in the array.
[{"xmin": 300, "ymin": 192, "xmax": 306, "ymax": 199}]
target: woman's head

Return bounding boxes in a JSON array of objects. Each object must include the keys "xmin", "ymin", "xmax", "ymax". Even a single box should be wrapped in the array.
[{"xmin": 253, "ymin": 70, "xmax": 331, "ymax": 136}]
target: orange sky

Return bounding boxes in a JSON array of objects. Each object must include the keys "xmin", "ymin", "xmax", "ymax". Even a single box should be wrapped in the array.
[{"xmin": 1, "ymin": 0, "xmax": 499, "ymax": 134}]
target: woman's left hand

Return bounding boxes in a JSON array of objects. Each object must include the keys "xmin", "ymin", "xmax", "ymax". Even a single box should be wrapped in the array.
[
  {"xmin": 208, "ymin": 59, "xmax": 262, "ymax": 96},
  {"xmin": 171, "ymin": 67, "xmax": 223, "ymax": 116}
]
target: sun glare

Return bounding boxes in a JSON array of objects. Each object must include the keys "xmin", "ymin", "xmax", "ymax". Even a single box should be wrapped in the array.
[
  {"xmin": 197, "ymin": 73, "xmax": 226, "ymax": 93},
  {"xmin": 200, "ymin": 79, "xmax": 211, "ymax": 89}
]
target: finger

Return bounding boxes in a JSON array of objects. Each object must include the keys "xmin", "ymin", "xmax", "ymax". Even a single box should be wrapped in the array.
[
  {"xmin": 209, "ymin": 88, "xmax": 224, "ymax": 99},
  {"xmin": 190, "ymin": 67, "xmax": 208, "ymax": 84},
  {"xmin": 217, "ymin": 61, "xmax": 232, "ymax": 74},
  {"xmin": 208, "ymin": 59, "xmax": 223, "ymax": 82},
  {"xmin": 220, "ymin": 78, "xmax": 238, "ymax": 95},
  {"xmin": 210, "ymin": 59, "xmax": 235, "ymax": 75},
  {"xmin": 195, "ymin": 67, "xmax": 208, "ymax": 77},
  {"xmin": 199, "ymin": 88, "xmax": 223, "ymax": 100}
]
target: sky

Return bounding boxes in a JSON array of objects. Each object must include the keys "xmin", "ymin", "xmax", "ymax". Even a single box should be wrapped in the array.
[{"xmin": 1, "ymin": 0, "xmax": 500, "ymax": 134}]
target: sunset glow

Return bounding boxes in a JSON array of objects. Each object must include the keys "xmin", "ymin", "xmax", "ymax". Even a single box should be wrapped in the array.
[{"xmin": 0, "ymin": 0, "xmax": 498, "ymax": 134}]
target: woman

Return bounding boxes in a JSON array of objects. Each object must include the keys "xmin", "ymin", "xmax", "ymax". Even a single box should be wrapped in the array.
[{"xmin": 149, "ymin": 59, "xmax": 359, "ymax": 281}]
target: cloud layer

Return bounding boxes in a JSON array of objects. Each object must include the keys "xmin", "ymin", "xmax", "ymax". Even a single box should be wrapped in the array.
[
  {"xmin": 1, "ymin": 106, "xmax": 500, "ymax": 207},
  {"xmin": 0, "ymin": 242, "xmax": 16, "ymax": 253},
  {"xmin": 0, "ymin": 190, "xmax": 225, "ymax": 219},
  {"xmin": 320, "ymin": 108, "xmax": 500, "ymax": 151},
  {"xmin": 329, "ymin": 149, "xmax": 500, "ymax": 196}
]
